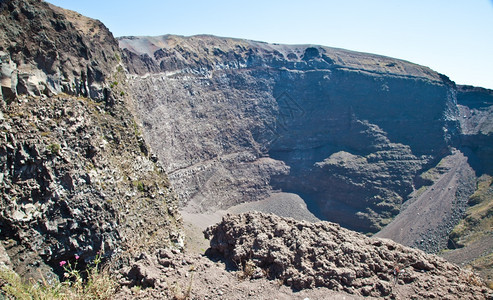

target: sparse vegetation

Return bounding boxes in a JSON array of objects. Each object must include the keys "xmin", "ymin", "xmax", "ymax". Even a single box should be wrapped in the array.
[
  {"xmin": 169, "ymin": 271, "xmax": 194, "ymax": 300},
  {"xmin": 450, "ymin": 175, "xmax": 493, "ymax": 247},
  {"xmin": 448, "ymin": 175, "xmax": 493, "ymax": 287},
  {"xmin": 236, "ymin": 259, "xmax": 258, "ymax": 280},
  {"xmin": 241, "ymin": 260, "xmax": 256, "ymax": 279},
  {"xmin": 47, "ymin": 143, "xmax": 61, "ymax": 154},
  {"xmin": 0, "ymin": 253, "xmax": 117, "ymax": 300},
  {"xmin": 0, "ymin": 268, "xmax": 63, "ymax": 299},
  {"xmin": 459, "ymin": 269, "xmax": 484, "ymax": 287},
  {"xmin": 131, "ymin": 120, "xmax": 142, "ymax": 138},
  {"xmin": 133, "ymin": 180, "xmax": 145, "ymax": 192}
]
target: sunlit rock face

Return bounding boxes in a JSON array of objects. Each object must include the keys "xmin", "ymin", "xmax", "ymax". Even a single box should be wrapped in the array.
[{"xmin": 120, "ymin": 34, "xmax": 461, "ymax": 232}]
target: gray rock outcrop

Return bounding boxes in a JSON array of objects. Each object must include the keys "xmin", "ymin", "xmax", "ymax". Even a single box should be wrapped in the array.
[
  {"xmin": 1, "ymin": 1, "xmax": 492, "ymax": 297},
  {"xmin": 376, "ymin": 150, "xmax": 476, "ymax": 253}
]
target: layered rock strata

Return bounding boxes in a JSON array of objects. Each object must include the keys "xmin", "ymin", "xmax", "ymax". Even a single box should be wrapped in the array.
[{"xmin": 120, "ymin": 34, "xmax": 460, "ymax": 232}]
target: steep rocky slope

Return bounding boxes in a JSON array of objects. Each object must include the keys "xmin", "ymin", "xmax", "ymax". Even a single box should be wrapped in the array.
[
  {"xmin": 0, "ymin": 0, "xmax": 182, "ymax": 281},
  {"xmin": 120, "ymin": 34, "xmax": 461, "ymax": 233},
  {"xmin": 443, "ymin": 174, "xmax": 493, "ymax": 286},
  {"xmin": 375, "ymin": 150, "xmax": 476, "ymax": 253},
  {"xmin": 119, "ymin": 34, "xmax": 493, "ymax": 287},
  {"xmin": 443, "ymin": 86, "xmax": 493, "ymax": 285},
  {"xmin": 0, "ymin": 0, "xmax": 118, "ymax": 100},
  {"xmin": 377, "ymin": 84, "xmax": 493, "ymax": 282}
]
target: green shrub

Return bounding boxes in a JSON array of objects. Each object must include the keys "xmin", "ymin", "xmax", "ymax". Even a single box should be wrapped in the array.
[
  {"xmin": 0, "ymin": 252, "xmax": 117, "ymax": 299},
  {"xmin": 47, "ymin": 143, "xmax": 61, "ymax": 154},
  {"xmin": 133, "ymin": 180, "xmax": 145, "ymax": 192},
  {"xmin": 0, "ymin": 267, "xmax": 65, "ymax": 299}
]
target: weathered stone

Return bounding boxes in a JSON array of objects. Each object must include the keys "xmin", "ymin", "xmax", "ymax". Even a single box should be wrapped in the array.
[
  {"xmin": 0, "ymin": 0, "xmax": 119, "ymax": 101},
  {"xmin": 205, "ymin": 212, "xmax": 490, "ymax": 298},
  {"xmin": 0, "ymin": 243, "xmax": 12, "ymax": 269},
  {"xmin": 125, "ymin": 255, "xmax": 162, "ymax": 288},
  {"xmin": 456, "ymin": 85, "xmax": 493, "ymax": 174},
  {"xmin": 0, "ymin": 0, "xmax": 183, "ymax": 281},
  {"xmin": 0, "ymin": 51, "xmax": 17, "ymax": 102},
  {"xmin": 1, "ymin": 0, "xmax": 492, "ymax": 295}
]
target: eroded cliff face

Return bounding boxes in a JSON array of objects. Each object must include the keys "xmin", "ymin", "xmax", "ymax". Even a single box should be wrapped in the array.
[
  {"xmin": 456, "ymin": 85, "xmax": 493, "ymax": 175},
  {"xmin": 120, "ymin": 35, "xmax": 460, "ymax": 232},
  {"xmin": 0, "ymin": 0, "xmax": 182, "ymax": 280}
]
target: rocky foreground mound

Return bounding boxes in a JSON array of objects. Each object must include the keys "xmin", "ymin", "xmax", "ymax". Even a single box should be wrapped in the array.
[{"xmin": 205, "ymin": 212, "xmax": 491, "ymax": 299}]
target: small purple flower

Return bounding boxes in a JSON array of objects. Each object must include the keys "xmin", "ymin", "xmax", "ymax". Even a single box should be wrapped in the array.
[
  {"xmin": 75, "ymin": 254, "xmax": 80, "ymax": 260},
  {"xmin": 59, "ymin": 260, "xmax": 67, "ymax": 267}
]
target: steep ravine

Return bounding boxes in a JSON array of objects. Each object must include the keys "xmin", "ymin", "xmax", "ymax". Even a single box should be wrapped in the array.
[{"xmin": 120, "ymin": 34, "xmax": 461, "ymax": 233}]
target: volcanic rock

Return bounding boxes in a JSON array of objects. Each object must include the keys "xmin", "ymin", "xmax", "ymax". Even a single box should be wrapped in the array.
[
  {"xmin": 205, "ymin": 212, "xmax": 491, "ymax": 299},
  {"xmin": 456, "ymin": 85, "xmax": 493, "ymax": 175},
  {"xmin": 120, "ymin": 34, "xmax": 461, "ymax": 233},
  {"xmin": 1, "ymin": 0, "xmax": 493, "ymax": 296},
  {"xmin": 0, "ymin": 0, "xmax": 119, "ymax": 100},
  {"xmin": 0, "ymin": 0, "xmax": 183, "ymax": 280}
]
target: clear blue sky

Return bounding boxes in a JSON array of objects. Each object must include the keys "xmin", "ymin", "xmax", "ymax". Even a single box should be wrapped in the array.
[{"xmin": 47, "ymin": 0, "xmax": 493, "ymax": 89}]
